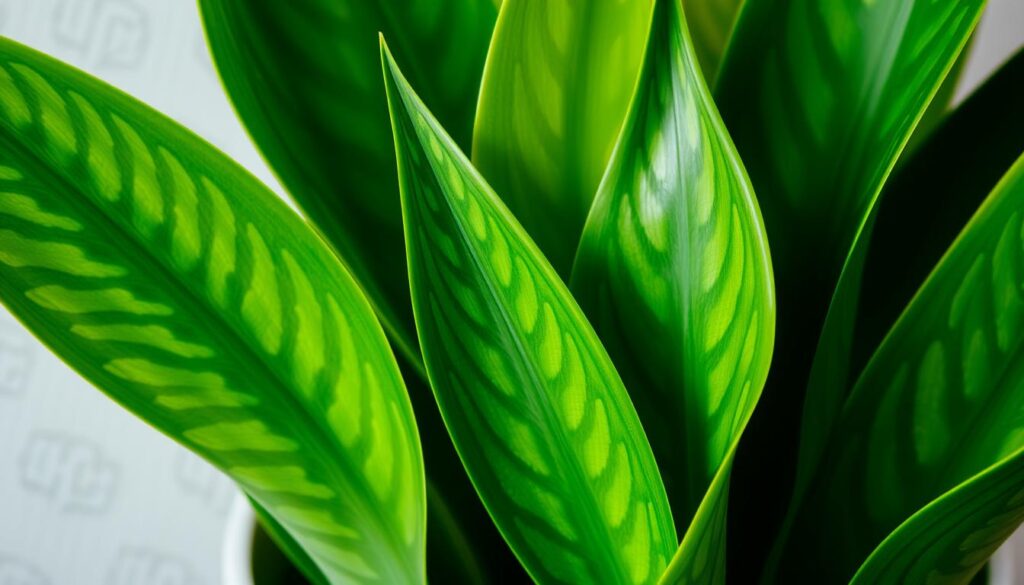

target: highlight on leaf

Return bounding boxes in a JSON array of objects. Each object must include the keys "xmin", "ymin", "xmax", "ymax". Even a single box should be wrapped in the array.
[
  {"xmin": 382, "ymin": 36, "xmax": 678, "ymax": 584},
  {"xmin": 0, "ymin": 36, "xmax": 425, "ymax": 585},
  {"xmin": 473, "ymin": 0, "xmax": 653, "ymax": 275},
  {"xmin": 773, "ymin": 154, "xmax": 1024, "ymax": 583},
  {"xmin": 571, "ymin": 0, "xmax": 774, "ymax": 581}
]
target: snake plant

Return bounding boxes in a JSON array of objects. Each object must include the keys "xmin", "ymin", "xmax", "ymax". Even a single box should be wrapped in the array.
[{"xmin": 1, "ymin": 0, "xmax": 1022, "ymax": 582}]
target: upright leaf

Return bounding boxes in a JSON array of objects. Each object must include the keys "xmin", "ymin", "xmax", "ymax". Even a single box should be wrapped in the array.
[
  {"xmin": 382, "ymin": 40, "xmax": 677, "ymax": 583},
  {"xmin": 0, "ymin": 38, "xmax": 424, "ymax": 584},
  {"xmin": 773, "ymin": 154, "xmax": 1024, "ymax": 583},
  {"xmin": 714, "ymin": 0, "xmax": 986, "ymax": 572},
  {"xmin": 472, "ymin": 0, "xmax": 652, "ymax": 275},
  {"xmin": 199, "ymin": 0, "xmax": 497, "ymax": 362},
  {"xmin": 200, "ymin": 4, "xmax": 525, "ymax": 579},
  {"xmin": 853, "ymin": 46, "xmax": 1024, "ymax": 380},
  {"xmin": 571, "ymin": 0, "xmax": 773, "ymax": 558}
]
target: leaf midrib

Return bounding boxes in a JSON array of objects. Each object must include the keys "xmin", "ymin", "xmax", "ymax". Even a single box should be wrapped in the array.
[{"xmin": 412, "ymin": 128, "xmax": 631, "ymax": 584}]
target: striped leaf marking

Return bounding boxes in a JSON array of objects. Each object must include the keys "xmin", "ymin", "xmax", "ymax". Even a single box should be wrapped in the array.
[
  {"xmin": 776, "ymin": 155, "xmax": 1024, "ymax": 583},
  {"xmin": 382, "ymin": 40, "xmax": 677, "ymax": 584},
  {"xmin": 472, "ymin": 0, "xmax": 653, "ymax": 275},
  {"xmin": 851, "ymin": 448, "xmax": 1024, "ymax": 585},
  {"xmin": 718, "ymin": 0, "xmax": 985, "ymax": 269},
  {"xmin": 199, "ymin": 0, "xmax": 498, "ymax": 365},
  {"xmin": 572, "ymin": 0, "xmax": 774, "ymax": 537},
  {"xmin": 713, "ymin": 1, "xmax": 986, "ymax": 570},
  {"xmin": 0, "ymin": 38, "xmax": 423, "ymax": 584}
]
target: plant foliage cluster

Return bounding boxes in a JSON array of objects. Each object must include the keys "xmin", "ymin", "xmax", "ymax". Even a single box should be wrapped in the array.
[{"xmin": 0, "ymin": 0, "xmax": 1022, "ymax": 583}]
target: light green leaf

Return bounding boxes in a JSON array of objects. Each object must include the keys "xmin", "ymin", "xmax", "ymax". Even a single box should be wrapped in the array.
[
  {"xmin": 382, "ymin": 39, "xmax": 677, "ymax": 584},
  {"xmin": 0, "ymin": 38, "xmax": 424, "ymax": 584},
  {"xmin": 199, "ymin": 0, "xmax": 497, "ymax": 364},
  {"xmin": 571, "ymin": 0, "xmax": 773, "ymax": 575},
  {"xmin": 772, "ymin": 154, "xmax": 1024, "ymax": 583},
  {"xmin": 683, "ymin": 0, "xmax": 743, "ymax": 84},
  {"xmin": 199, "ymin": 4, "xmax": 524, "ymax": 578},
  {"xmin": 850, "ymin": 447, "xmax": 1024, "ymax": 585},
  {"xmin": 472, "ymin": 0, "xmax": 653, "ymax": 275},
  {"xmin": 713, "ymin": 0, "xmax": 987, "ymax": 571}
]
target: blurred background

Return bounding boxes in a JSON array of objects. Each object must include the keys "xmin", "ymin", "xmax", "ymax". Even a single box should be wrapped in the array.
[{"xmin": 0, "ymin": 1, "xmax": 1021, "ymax": 584}]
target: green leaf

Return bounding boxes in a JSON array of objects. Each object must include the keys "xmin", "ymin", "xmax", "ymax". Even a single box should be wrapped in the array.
[
  {"xmin": 683, "ymin": 0, "xmax": 743, "ymax": 84},
  {"xmin": 773, "ymin": 154, "xmax": 1024, "ymax": 583},
  {"xmin": 249, "ymin": 497, "xmax": 329, "ymax": 585},
  {"xmin": 850, "ymin": 447, "xmax": 1024, "ymax": 585},
  {"xmin": 0, "ymin": 38, "xmax": 424, "ymax": 584},
  {"xmin": 793, "ymin": 43, "xmax": 1024, "ymax": 514},
  {"xmin": 854, "ymin": 46, "xmax": 1024, "ymax": 385},
  {"xmin": 472, "ymin": 0, "xmax": 653, "ymax": 275},
  {"xmin": 382, "ymin": 38, "xmax": 678, "ymax": 583},
  {"xmin": 199, "ymin": 0, "xmax": 497, "ymax": 364},
  {"xmin": 714, "ymin": 0, "xmax": 987, "ymax": 573},
  {"xmin": 570, "ymin": 0, "xmax": 773, "ymax": 570}
]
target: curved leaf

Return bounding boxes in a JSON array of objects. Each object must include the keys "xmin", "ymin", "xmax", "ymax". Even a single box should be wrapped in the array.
[
  {"xmin": 382, "ymin": 39, "xmax": 677, "ymax": 583},
  {"xmin": 472, "ymin": 0, "xmax": 652, "ymax": 275},
  {"xmin": 571, "ymin": 0, "xmax": 773, "ymax": 555},
  {"xmin": 199, "ymin": 0, "xmax": 497, "ymax": 363},
  {"xmin": 853, "ymin": 46, "xmax": 1024, "ymax": 382},
  {"xmin": 774, "ymin": 154, "xmax": 1024, "ymax": 583},
  {"xmin": 793, "ymin": 42, "xmax": 1024, "ymax": 525},
  {"xmin": 0, "ymin": 38, "xmax": 424, "ymax": 584},
  {"xmin": 199, "ymin": 4, "xmax": 526, "ymax": 579},
  {"xmin": 714, "ymin": 0, "xmax": 986, "ymax": 572},
  {"xmin": 851, "ymin": 447, "xmax": 1024, "ymax": 585}
]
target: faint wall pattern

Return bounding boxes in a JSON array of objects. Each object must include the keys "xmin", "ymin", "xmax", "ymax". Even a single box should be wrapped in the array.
[{"xmin": 52, "ymin": 0, "xmax": 148, "ymax": 68}]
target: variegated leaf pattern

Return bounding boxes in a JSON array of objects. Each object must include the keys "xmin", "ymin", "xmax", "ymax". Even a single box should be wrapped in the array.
[
  {"xmin": 714, "ymin": 1, "xmax": 986, "ymax": 572},
  {"xmin": 0, "ymin": 38, "xmax": 424, "ymax": 584},
  {"xmin": 200, "ymin": 0, "xmax": 497, "ymax": 364},
  {"xmin": 851, "ymin": 448, "xmax": 1024, "ymax": 585},
  {"xmin": 682, "ymin": 0, "xmax": 743, "ymax": 84},
  {"xmin": 571, "ymin": 0, "xmax": 773, "ymax": 552},
  {"xmin": 472, "ymin": 0, "xmax": 653, "ymax": 275},
  {"xmin": 382, "ymin": 40, "xmax": 677, "ymax": 584},
  {"xmin": 772, "ymin": 155, "xmax": 1024, "ymax": 583}
]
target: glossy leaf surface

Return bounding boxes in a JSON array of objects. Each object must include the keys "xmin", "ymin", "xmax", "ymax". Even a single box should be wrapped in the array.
[
  {"xmin": 775, "ymin": 155, "xmax": 1024, "ymax": 583},
  {"xmin": 383, "ymin": 40, "xmax": 677, "ymax": 584},
  {"xmin": 853, "ymin": 46, "xmax": 1024, "ymax": 382},
  {"xmin": 472, "ymin": 0, "xmax": 652, "ymax": 274},
  {"xmin": 571, "ymin": 0, "xmax": 773, "ymax": 547},
  {"xmin": 200, "ymin": 0, "xmax": 497, "ymax": 362},
  {"xmin": 850, "ymin": 448, "xmax": 1024, "ymax": 585},
  {"xmin": 715, "ymin": 0, "xmax": 986, "ymax": 572},
  {"xmin": 0, "ymin": 38, "xmax": 424, "ymax": 584}
]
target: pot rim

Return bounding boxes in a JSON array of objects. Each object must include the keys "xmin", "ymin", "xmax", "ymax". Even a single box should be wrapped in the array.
[{"xmin": 222, "ymin": 494, "xmax": 256, "ymax": 585}]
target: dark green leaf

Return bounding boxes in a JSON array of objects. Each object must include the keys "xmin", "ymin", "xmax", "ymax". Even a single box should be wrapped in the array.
[
  {"xmin": 382, "ymin": 39, "xmax": 677, "ymax": 583},
  {"xmin": 199, "ymin": 0, "xmax": 497, "ymax": 363},
  {"xmin": 850, "ymin": 448, "xmax": 1024, "ymax": 585},
  {"xmin": 714, "ymin": 0, "xmax": 986, "ymax": 573},
  {"xmin": 472, "ymin": 0, "xmax": 652, "ymax": 275},
  {"xmin": 854, "ymin": 46, "xmax": 1024, "ymax": 384},
  {"xmin": 570, "ymin": 1, "xmax": 773, "ymax": 578},
  {"xmin": 0, "ymin": 38, "xmax": 424, "ymax": 584},
  {"xmin": 773, "ymin": 154, "xmax": 1024, "ymax": 583}
]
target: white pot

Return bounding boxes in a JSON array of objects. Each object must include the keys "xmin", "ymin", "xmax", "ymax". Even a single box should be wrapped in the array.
[{"xmin": 222, "ymin": 495, "xmax": 257, "ymax": 585}]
